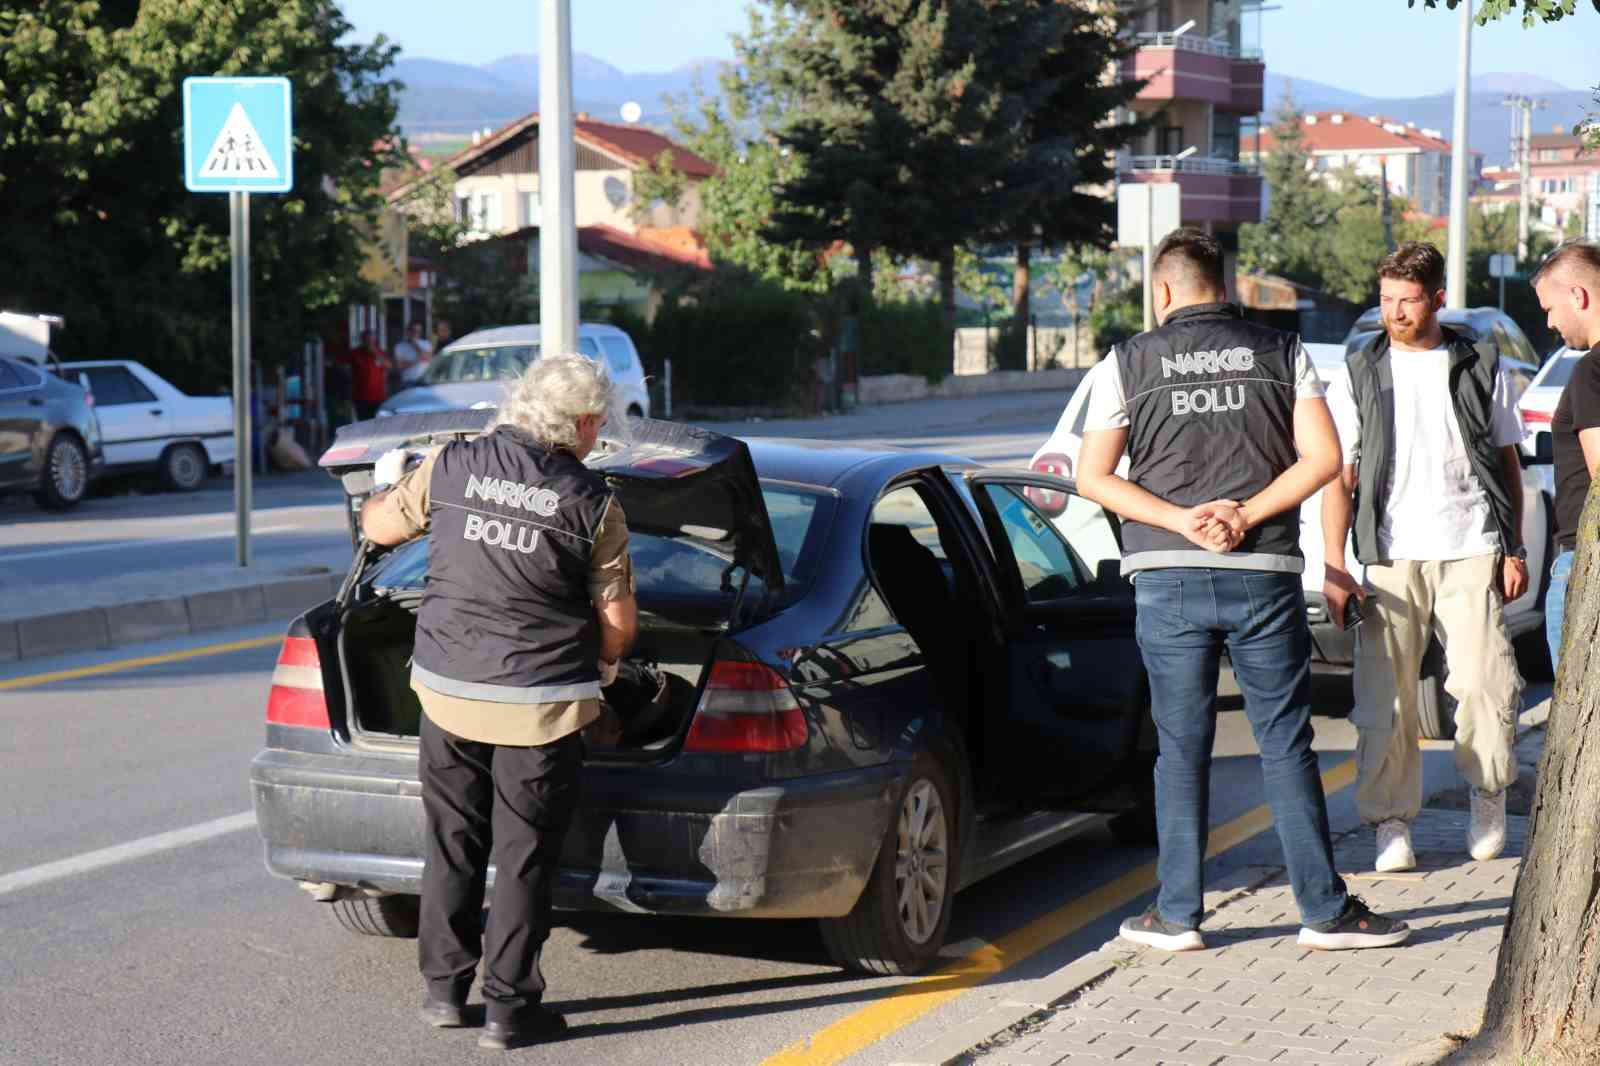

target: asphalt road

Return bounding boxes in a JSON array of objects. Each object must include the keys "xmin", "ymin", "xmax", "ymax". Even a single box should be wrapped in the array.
[{"xmin": 0, "ymin": 393, "xmax": 1532, "ymax": 1064}]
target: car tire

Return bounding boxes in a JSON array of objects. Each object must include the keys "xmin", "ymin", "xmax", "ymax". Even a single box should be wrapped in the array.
[
  {"xmin": 160, "ymin": 442, "xmax": 208, "ymax": 492},
  {"xmin": 330, "ymin": 893, "xmax": 420, "ymax": 938},
  {"xmin": 32, "ymin": 433, "xmax": 90, "ymax": 511},
  {"xmin": 1418, "ymin": 638, "xmax": 1456, "ymax": 742},
  {"xmin": 818, "ymin": 752, "xmax": 957, "ymax": 976}
]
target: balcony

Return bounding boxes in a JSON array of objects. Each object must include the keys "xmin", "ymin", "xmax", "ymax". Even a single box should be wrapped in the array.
[
  {"xmin": 1123, "ymin": 34, "xmax": 1265, "ymax": 113},
  {"xmin": 1120, "ymin": 156, "xmax": 1263, "ymax": 226}
]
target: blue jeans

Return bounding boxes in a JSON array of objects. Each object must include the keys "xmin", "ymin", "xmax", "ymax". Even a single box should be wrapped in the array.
[
  {"xmin": 1134, "ymin": 568, "xmax": 1348, "ymax": 928},
  {"xmin": 1546, "ymin": 548, "xmax": 1575, "ymax": 676}
]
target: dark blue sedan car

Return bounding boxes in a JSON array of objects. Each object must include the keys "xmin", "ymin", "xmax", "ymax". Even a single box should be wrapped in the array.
[{"xmin": 250, "ymin": 412, "xmax": 1155, "ymax": 974}]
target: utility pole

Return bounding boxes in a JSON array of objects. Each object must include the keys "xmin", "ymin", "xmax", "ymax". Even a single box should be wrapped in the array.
[
  {"xmin": 539, "ymin": 0, "xmax": 578, "ymax": 356},
  {"xmin": 1503, "ymin": 94, "xmax": 1550, "ymax": 263},
  {"xmin": 1445, "ymin": 0, "xmax": 1472, "ymax": 309}
]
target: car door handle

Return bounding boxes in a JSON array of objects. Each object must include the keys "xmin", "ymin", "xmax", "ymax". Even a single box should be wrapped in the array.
[
  {"xmin": 28, "ymin": 397, "xmax": 44, "ymax": 406},
  {"xmin": 150, "ymin": 408, "xmax": 163, "ymax": 416}
]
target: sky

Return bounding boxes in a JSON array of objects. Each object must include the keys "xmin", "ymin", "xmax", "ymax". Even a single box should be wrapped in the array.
[{"xmin": 337, "ymin": 0, "xmax": 1599, "ymax": 100}]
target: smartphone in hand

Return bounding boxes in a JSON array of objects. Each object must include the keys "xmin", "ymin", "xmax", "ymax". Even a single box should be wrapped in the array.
[{"xmin": 1342, "ymin": 596, "xmax": 1365, "ymax": 630}]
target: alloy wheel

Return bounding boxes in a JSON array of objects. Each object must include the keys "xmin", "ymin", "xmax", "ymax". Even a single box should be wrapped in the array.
[
  {"xmin": 893, "ymin": 779, "xmax": 949, "ymax": 945},
  {"xmin": 51, "ymin": 439, "xmax": 87, "ymax": 502}
]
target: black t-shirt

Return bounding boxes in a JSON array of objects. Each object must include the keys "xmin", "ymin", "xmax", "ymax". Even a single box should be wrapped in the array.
[{"xmin": 1551, "ymin": 345, "xmax": 1600, "ymax": 550}]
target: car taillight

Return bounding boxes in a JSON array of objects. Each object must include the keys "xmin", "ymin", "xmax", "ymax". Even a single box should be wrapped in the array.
[
  {"xmin": 683, "ymin": 660, "xmax": 808, "ymax": 753},
  {"xmin": 1521, "ymin": 408, "xmax": 1553, "ymax": 427},
  {"xmin": 1025, "ymin": 453, "xmax": 1072, "ymax": 517},
  {"xmin": 267, "ymin": 635, "xmax": 332, "ymax": 730}
]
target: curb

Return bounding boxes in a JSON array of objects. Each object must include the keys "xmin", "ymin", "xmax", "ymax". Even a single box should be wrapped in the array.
[
  {"xmin": 0, "ymin": 571, "xmax": 342, "ymax": 664},
  {"xmin": 890, "ymin": 702, "xmax": 1553, "ymax": 1066}
]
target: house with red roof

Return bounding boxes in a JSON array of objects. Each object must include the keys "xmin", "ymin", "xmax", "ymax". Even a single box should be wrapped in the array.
[
  {"xmin": 387, "ymin": 111, "xmax": 716, "ymax": 240},
  {"xmin": 1246, "ymin": 111, "xmax": 1483, "ymax": 218}
]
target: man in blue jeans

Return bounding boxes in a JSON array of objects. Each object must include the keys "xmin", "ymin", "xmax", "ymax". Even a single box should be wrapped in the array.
[
  {"xmin": 1534, "ymin": 241, "xmax": 1600, "ymax": 674},
  {"xmin": 1076, "ymin": 229, "xmax": 1409, "ymax": 952}
]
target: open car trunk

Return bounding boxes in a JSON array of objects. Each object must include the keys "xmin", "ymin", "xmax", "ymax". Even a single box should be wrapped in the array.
[{"xmin": 319, "ymin": 413, "xmax": 786, "ymax": 758}]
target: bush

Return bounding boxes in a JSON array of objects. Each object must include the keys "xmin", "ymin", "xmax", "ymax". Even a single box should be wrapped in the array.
[
  {"xmin": 858, "ymin": 300, "xmax": 948, "ymax": 382},
  {"xmin": 1088, "ymin": 285, "xmax": 1144, "ymax": 355},
  {"xmin": 646, "ymin": 282, "xmax": 817, "ymax": 408}
]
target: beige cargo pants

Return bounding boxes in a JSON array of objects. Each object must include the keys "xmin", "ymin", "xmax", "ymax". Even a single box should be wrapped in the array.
[{"xmin": 1352, "ymin": 554, "xmax": 1522, "ymax": 825}]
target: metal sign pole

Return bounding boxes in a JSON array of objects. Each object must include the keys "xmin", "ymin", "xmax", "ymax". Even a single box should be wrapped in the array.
[
  {"xmin": 1142, "ymin": 185, "xmax": 1155, "ymax": 332},
  {"xmin": 231, "ymin": 190, "xmax": 252, "ymax": 567}
]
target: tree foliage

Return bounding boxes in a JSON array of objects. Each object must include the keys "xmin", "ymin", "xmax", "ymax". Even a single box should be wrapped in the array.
[
  {"xmin": 0, "ymin": 0, "xmax": 401, "ymax": 391},
  {"xmin": 1409, "ymin": 0, "xmax": 1600, "ymax": 24}
]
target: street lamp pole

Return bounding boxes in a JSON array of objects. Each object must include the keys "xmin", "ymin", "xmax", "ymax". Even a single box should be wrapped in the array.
[
  {"xmin": 1445, "ymin": 0, "xmax": 1472, "ymax": 309},
  {"xmin": 539, "ymin": 0, "xmax": 578, "ymax": 355}
]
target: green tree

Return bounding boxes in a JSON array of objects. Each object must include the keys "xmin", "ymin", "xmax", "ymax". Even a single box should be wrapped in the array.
[
  {"xmin": 1410, "ymin": 0, "xmax": 1599, "ymax": 24},
  {"xmin": 0, "ymin": 0, "xmax": 401, "ymax": 391},
  {"xmin": 968, "ymin": 0, "xmax": 1146, "ymax": 327},
  {"xmin": 1239, "ymin": 101, "xmax": 1346, "ymax": 291}
]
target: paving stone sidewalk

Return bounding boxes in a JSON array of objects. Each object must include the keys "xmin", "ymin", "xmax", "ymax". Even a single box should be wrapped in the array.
[{"xmin": 951, "ymin": 721, "xmax": 1549, "ymax": 1066}]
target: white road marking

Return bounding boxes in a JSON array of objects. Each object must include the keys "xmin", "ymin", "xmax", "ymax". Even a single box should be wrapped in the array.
[
  {"xmin": 0, "ymin": 523, "xmax": 301, "ymax": 562},
  {"xmin": 0, "ymin": 811, "xmax": 256, "ymax": 897}
]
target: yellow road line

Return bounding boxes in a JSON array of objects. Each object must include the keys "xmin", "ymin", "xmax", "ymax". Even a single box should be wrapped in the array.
[
  {"xmin": 0, "ymin": 635, "xmax": 282, "ymax": 691},
  {"xmin": 762, "ymin": 756, "xmax": 1360, "ymax": 1066}
]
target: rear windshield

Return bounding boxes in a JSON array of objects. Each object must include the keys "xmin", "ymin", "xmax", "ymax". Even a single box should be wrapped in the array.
[
  {"xmin": 424, "ymin": 345, "xmax": 535, "ymax": 384},
  {"xmin": 1537, "ymin": 353, "xmax": 1579, "ymax": 390},
  {"xmin": 363, "ymin": 485, "xmax": 832, "ymax": 613}
]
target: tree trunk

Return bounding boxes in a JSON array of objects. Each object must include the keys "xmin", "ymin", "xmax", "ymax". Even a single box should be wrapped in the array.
[
  {"xmin": 938, "ymin": 246, "xmax": 957, "ymax": 366},
  {"xmin": 1013, "ymin": 241, "xmax": 1032, "ymax": 332},
  {"xmin": 1466, "ymin": 475, "xmax": 1600, "ymax": 1063},
  {"xmin": 855, "ymin": 242, "xmax": 875, "ymax": 314}
]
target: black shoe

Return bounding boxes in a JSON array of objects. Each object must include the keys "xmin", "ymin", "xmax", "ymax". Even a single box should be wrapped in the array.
[
  {"xmin": 418, "ymin": 997, "xmax": 464, "ymax": 1029},
  {"xmin": 1119, "ymin": 904, "xmax": 1204, "ymax": 951},
  {"xmin": 478, "ymin": 1007, "xmax": 568, "ymax": 1051},
  {"xmin": 1298, "ymin": 896, "xmax": 1411, "ymax": 950}
]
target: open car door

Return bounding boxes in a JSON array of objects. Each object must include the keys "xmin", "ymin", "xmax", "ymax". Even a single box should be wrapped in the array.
[{"xmin": 964, "ymin": 470, "xmax": 1149, "ymax": 810}]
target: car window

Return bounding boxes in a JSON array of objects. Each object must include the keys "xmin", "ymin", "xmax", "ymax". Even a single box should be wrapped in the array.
[
  {"xmin": 365, "ymin": 485, "xmax": 826, "ymax": 609},
  {"xmin": 869, "ymin": 484, "xmax": 948, "ymax": 561},
  {"xmin": 982, "ymin": 484, "xmax": 1090, "ymax": 602},
  {"xmin": 1538, "ymin": 352, "xmax": 1579, "ymax": 390},
  {"xmin": 597, "ymin": 336, "xmax": 635, "ymax": 377},
  {"xmin": 1498, "ymin": 318, "xmax": 1540, "ymax": 365},
  {"xmin": 84, "ymin": 366, "xmax": 156, "ymax": 405},
  {"xmin": 578, "ymin": 337, "xmax": 602, "ymax": 359},
  {"xmin": 423, "ymin": 345, "xmax": 535, "ymax": 384},
  {"xmin": 0, "ymin": 359, "xmax": 23, "ymax": 390}
]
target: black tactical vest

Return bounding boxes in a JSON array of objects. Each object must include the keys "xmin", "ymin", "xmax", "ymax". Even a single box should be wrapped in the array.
[
  {"xmin": 1345, "ymin": 327, "xmax": 1515, "ymax": 565},
  {"xmin": 411, "ymin": 424, "xmax": 614, "ymax": 703},
  {"xmin": 1116, "ymin": 303, "xmax": 1304, "ymax": 575}
]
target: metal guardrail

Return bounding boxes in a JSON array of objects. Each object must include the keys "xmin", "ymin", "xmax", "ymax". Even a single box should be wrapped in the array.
[
  {"xmin": 1132, "ymin": 31, "xmax": 1262, "ymax": 60},
  {"xmin": 1124, "ymin": 155, "xmax": 1261, "ymax": 176}
]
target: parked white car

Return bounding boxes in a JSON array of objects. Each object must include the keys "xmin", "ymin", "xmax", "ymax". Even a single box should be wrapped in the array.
[
  {"xmin": 1516, "ymin": 346, "xmax": 1578, "ymax": 466},
  {"xmin": 58, "ymin": 360, "xmax": 235, "ymax": 491},
  {"xmin": 376, "ymin": 322, "xmax": 652, "ymax": 420},
  {"xmin": 1026, "ymin": 341, "xmax": 1555, "ymax": 697}
]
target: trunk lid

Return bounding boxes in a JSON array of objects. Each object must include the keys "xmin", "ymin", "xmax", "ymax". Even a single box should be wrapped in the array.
[{"xmin": 320, "ymin": 411, "xmax": 784, "ymax": 594}]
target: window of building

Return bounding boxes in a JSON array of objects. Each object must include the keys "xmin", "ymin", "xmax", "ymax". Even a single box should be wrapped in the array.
[
  {"xmin": 1212, "ymin": 113, "xmax": 1240, "ymax": 162},
  {"xmin": 1539, "ymin": 149, "xmax": 1561, "ymax": 162},
  {"xmin": 477, "ymin": 192, "xmax": 502, "ymax": 231},
  {"xmin": 519, "ymin": 191, "xmax": 539, "ymax": 226},
  {"xmin": 1157, "ymin": 125, "xmax": 1184, "ymax": 156}
]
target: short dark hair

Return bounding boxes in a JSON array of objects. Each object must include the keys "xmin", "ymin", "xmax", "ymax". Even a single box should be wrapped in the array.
[
  {"xmin": 1377, "ymin": 242, "xmax": 1446, "ymax": 292},
  {"xmin": 1531, "ymin": 239, "xmax": 1600, "ymax": 289},
  {"xmin": 1152, "ymin": 227, "xmax": 1226, "ymax": 294}
]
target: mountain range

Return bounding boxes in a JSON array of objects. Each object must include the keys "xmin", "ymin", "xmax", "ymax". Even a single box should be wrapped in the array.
[{"xmin": 393, "ymin": 52, "xmax": 1591, "ymax": 164}]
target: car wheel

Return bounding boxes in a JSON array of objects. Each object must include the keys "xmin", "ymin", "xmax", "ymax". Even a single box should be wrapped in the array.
[
  {"xmin": 160, "ymin": 442, "xmax": 208, "ymax": 492},
  {"xmin": 1418, "ymin": 638, "xmax": 1456, "ymax": 742},
  {"xmin": 330, "ymin": 894, "xmax": 419, "ymax": 938},
  {"xmin": 32, "ymin": 433, "xmax": 89, "ymax": 511},
  {"xmin": 818, "ymin": 752, "xmax": 957, "ymax": 975}
]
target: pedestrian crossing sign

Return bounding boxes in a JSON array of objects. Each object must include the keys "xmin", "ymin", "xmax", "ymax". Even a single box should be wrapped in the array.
[{"xmin": 182, "ymin": 77, "xmax": 293, "ymax": 193}]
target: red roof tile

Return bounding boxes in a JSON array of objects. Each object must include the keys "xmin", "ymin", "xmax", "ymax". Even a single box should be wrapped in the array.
[{"xmin": 1248, "ymin": 111, "xmax": 1473, "ymax": 157}]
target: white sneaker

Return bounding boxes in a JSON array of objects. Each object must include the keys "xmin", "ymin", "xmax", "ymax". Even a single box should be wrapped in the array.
[
  {"xmin": 1375, "ymin": 819, "xmax": 1415, "ymax": 872},
  {"xmin": 1469, "ymin": 788, "xmax": 1507, "ymax": 861}
]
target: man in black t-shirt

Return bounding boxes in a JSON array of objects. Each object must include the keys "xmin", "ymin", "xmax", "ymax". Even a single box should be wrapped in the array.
[{"xmin": 1532, "ymin": 241, "xmax": 1600, "ymax": 672}]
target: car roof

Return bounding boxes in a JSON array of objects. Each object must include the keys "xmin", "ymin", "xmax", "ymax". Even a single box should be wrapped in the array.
[
  {"xmin": 447, "ymin": 322, "xmax": 628, "ymax": 349},
  {"xmin": 744, "ymin": 437, "xmax": 974, "ymax": 490},
  {"xmin": 58, "ymin": 359, "xmax": 136, "ymax": 368}
]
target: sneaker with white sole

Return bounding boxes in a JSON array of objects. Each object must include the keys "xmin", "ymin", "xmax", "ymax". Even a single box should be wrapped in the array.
[
  {"xmin": 1119, "ymin": 905, "xmax": 1204, "ymax": 951},
  {"xmin": 1298, "ymin": 896, "xmax": 1411, "ymax": 950},
  {"xmin": 1469, "ymin": 787, "xmax": 1507, "ymax": 861},
  {"xmin": 1374, "ymin": 818, "xmax": 1416, "ymax": 872}
]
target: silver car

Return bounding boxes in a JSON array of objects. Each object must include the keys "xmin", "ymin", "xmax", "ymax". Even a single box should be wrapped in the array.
[{"xmin": 377, "ymin": 322, "xmax": 652, "ymax": 419}]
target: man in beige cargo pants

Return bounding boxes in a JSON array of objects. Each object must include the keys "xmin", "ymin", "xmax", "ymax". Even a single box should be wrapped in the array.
[{"xmin": 1322, "ymin": 243, "xmax": 1527, "ymax": 873}]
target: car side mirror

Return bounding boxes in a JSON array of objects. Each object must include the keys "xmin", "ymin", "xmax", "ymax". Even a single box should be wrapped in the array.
[{"xmin": 1521, "ymin": 435, "xmax": 1552, "ymax": 467}]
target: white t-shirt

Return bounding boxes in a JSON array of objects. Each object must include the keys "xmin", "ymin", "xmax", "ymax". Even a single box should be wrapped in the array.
[
  {"xmin": 1080, "ymin": 341, "xmax": 1326, "ymax": 433},
  {"xmin": 1325, "ymin": 348, "xmax": 1525, "ymax": 561},
  {"xmin": 394, "ymin": 338, "xmax": 434, "ymax": 384}
]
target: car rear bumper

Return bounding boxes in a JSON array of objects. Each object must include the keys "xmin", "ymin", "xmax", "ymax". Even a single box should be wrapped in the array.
[{"xmin": 250, "ymin": 742, "xmax": 898, "ymax": 919}]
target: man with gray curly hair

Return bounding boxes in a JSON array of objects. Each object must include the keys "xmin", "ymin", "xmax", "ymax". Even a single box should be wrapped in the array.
[{"xmin": 360, "ymin": 352, "xmax": 636, "ymax": 1051}]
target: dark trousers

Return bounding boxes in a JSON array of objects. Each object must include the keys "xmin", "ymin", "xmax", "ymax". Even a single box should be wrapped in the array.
[{"xmin": 418, "ymin": 715, "xmax": 583, "ymax": 1023}]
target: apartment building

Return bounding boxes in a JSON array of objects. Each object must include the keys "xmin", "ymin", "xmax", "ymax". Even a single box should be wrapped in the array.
[
  {"xmin": 1526, "ymin": 125, "xmax": 1599, "ymax": 232},
  {"xmin": 1117, "ymin": 0, "xmax": 1267, "ymax": 242}
]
